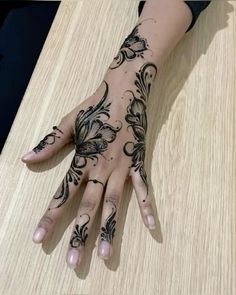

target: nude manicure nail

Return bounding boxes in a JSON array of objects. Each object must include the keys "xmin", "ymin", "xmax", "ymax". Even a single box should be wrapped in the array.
[
  {"xmin": 147, "ymin": 215, "xmax": 156, "ymax": 230},
  {"xmin": 67, "ymin": 249, "xmax": 79, "ymax": 269},
  {"xmin": 33, "ymin": 227, "xmax": 46, "ymax": 243},
  {"xmin": 99, "ymin": 241, "xmax": 110, "ymax": 259},
  {"xmin": 21, "ymin": 151, "xmax": 35, "ymax": 161}
]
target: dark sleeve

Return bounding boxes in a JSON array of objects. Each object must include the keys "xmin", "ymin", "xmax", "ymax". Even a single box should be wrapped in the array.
[
  {"xmin": 0, "ymin": 1, "xmax": 60, "ymax": 153},
  {"xmin": 138, "ymin": 1, "xmax": 211, "ymax": 33}
]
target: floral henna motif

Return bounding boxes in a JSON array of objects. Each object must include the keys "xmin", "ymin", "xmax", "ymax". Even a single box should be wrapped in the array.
[
  {"xmin": 123, "ymin": 98, "xmax": 148, "ymax": 187},
  {"xmin": 123, "ymin": 63, "xmax": 157, "ymax": 202},
  {"xmin": 52, "ymin": 156, "xmax": 85, "ymax": 209},
  {"xmin": 70, "ymin": 214, "xmax": 90, "ymax": 248},
  {"xmin": 49, "ymin": 81, "xmax": 122, "ymax": 210},
  {"xmin": 33, "ymin": 126, "xmax": 64, "ymax": 153},
  {"xmin": 109, "ymin": 22, "xmax": 149, "ymax": 69},
  {"xmin": 74, "ymin": 82, "xmax": 122, "ymax": 162},
  {"xmin": 100, "ymin": 200, "xmax": 117, "ymax": 244},
  {"xmin": 134, "ymin": 63, "xmax": 158, "ymax": 101}
]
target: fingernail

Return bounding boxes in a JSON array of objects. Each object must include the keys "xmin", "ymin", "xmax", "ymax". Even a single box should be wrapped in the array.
[
  {"xmin": 147, "ymin": 215, "xmax": 156, "ymax": 230},
  {"xmin": 21, "ymin": 151, "xmax": 35, "ymax": 162},
  {"xmin": 99, "ymin": 241, "xmax": 110, "ymax": 259},
  {"xmin": 33, "ymin": 227, "xmax": 46, "ymax": 243},
  {"xmin": 67, "ymin": 249, "xmax": 80, "ymax": 269}
]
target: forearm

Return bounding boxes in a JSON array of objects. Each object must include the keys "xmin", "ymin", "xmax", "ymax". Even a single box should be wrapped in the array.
[
  {"xmin": 135, "ymin": 0, "xmax": 192, "ymax": 67},
  {"xmin": 100, "ymin": 0, "xmax": 193, "ymax": 102},
  {"xmin": 105, "ymin": 0, "xmax": 192, "ymax": 75}
]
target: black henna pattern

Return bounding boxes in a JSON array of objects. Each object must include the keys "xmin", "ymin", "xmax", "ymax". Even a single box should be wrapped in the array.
[
  {"xmin": 70, "ymin": 213, "xmax": 90, "ymax": 248},
  {"xmin": 33, "ymin": 126, "xmax": 64, "ymax": 153},
  {"xmin": 100, "ymin": 200, "xmax": 117, "ymax": 244},
  {"xmin": 123, "ymin": 63, "xmax": 157, "ymax": 202},
  {"xmin": 49, "ymin": 81, "xmax": 123, "ymax": 210},
  {"xmin": 87, "ymin": 179, "xmax": 105, "ymax": 188},
  {"xmin": 109, "ymin": 22, "xmax": 149, "ymax": 69}
]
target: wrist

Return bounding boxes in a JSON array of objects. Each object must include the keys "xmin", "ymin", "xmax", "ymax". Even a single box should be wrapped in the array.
[
  {"xmin": 97, "ymin": 59, "xmax": 157, "ymax": 104},
  {"xmin": 108, "ymin": 55, "xmax": 158, "ymax": 73},
  {"xmin": 104, "ymin": 58, "xmax": 158, "ymax": 86}
]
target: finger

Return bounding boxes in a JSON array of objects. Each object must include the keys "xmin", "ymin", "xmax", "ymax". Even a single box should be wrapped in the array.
[
  {"xmin": 98, "ymin": 169, "xmax": 127, "ymax": 260},
  {"xmin": 130, "ymin": 167, "xmax": 156, "ymax": 230},
  {"xmin": 21, "ymin": 116, "xmax": 74, "ymax": 163},
  {"xmin": 32, "ymin": 156, "xmax": 87, "ymax": 244},
  {"xmin": 66, "ymin": 173, "xmax": 107, "ymax": 269}
]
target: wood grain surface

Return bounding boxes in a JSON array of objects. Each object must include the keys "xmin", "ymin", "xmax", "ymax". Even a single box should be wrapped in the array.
[{"xmin": 0, "ymin": 1, "xmax": 235, "ymax": 294}]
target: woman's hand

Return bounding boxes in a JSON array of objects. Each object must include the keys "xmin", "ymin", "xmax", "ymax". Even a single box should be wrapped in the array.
[{"xmin": 21, "ymin": 61, "xmax": 157, "ymax": 269}]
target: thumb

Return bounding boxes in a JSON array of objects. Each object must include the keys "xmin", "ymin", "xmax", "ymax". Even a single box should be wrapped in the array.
[{"xmin": 21, "ymin": 116, "xmax": 74, "ymax": 163}]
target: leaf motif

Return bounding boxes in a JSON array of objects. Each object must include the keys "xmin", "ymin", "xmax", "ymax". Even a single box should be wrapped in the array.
[
  {"xmin": 98, "ymin": 124, "xmax": 118, "ymax": 142},
  {"xmin": 76, "ymin": 139, "xmax": 108, "ymax": 156},
  {"xmin": 76, "ymin": 122, "xmax": 89, "ymax": 145},
  {"xmin": 100, "ymin": 203, "xmax": 117, "ymax": 244},
  {"xmin": 134, "ymin": 63, "xmax": 157, "ymax": 101},
  {"xmin": 123, "ymin": 48, "xmax": 136, "ymax": 60},
  {"xmin": 52, "ymin": 81, "xmax": 122, "ymax": 209},
  {"xmin": 74, "ymin": 81, "xmax": 109, "ymax": 141},
  {"xmin": 130, "ymin": 98, "xmax": 146, "ymax": 115},
  {"xmin": 52, "ymin": 177, "xmax": 69, "ymax": 209},
  {"xmin": 123, "ymin": 63, "xmax": 157, "ymax": 202},
  {"xmin": 128, "ymin": 39, "xmax": 148, "ymax": 53},
  {"xmin": 132, "ymin": 125, "xmax": 145, "ymax": 142},
  {"xmin": 33, "ymin": 126, "xmax": 63, "ymax": 153},
  {"xmin": 70, "ymin": 214, "xmax": 90, "ymax": 248},
  {"xmin": 109, "ymin": 22, "xmax": 148, "ymax": 69}
]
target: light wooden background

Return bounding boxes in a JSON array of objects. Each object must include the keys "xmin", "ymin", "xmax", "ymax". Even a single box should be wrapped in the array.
[{"xmin": 0, "ymin": 1, "xmax": 235, "ymax": 294}]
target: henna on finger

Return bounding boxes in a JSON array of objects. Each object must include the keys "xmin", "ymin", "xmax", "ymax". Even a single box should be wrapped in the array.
[
  {"xmin": 87, "ymin": 178, "xmax": 105, "ymax": 188},
  {"xmin": 70, "ymin": 213, "xmax": 90, "ymax": 248},
  {"xmin": 33, "ymin": 126, "xmax": 64, "ymax": 153},
  {"xmin": 100, "ymin": 200, "xmax": 117, "ymax": 244}
]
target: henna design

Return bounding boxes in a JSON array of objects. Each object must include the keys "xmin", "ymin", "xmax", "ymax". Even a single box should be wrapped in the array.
[
  {"xmin": 33, "ymin": 126, "xmax": 63, "ymax": 153},
  {"xmin": 70, "ymin": 213, "xmax": 90, "ymax": 248},
  {"xmin": 123, "ymin": 63, "xmax": 157, "ymax": 202},
  {"xmin": 49, "ymin": 81, "xmax": 122, "ymax": 210},
  {"xmin": 109, "ymin": 22, "xmax": 149, "ymax": 69},
  {"xmin": 101, "ymin": 200, "xmax": 117, "ymax": 244},
  {"xmin": 87, "ymin": 179, "xmax": 105, "ymax": 188},
  {"xmin": 134, "ymin": 63, "xmax": 157, "ymax": 101}
]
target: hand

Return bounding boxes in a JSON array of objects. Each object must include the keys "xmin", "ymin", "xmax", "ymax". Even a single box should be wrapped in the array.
[{"xmin": 21, "ymin": 62, "xmax": 157, "ymax": 269}]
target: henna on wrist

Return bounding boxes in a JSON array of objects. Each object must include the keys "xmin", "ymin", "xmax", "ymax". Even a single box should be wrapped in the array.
[{"xmin": 109, "ymin": 18, "xmax": 156, "ymax": 70}]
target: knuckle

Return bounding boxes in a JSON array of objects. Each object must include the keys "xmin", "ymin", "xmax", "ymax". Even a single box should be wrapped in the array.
[
  {"xmin": 104, "ymin": 193, "xmax": 120, "ymax": 206},
  {"xmin": 60, "ymin": 115, "xmax": 68, "ymax": 125},
  {"xmin": 59, "ymin": 115, "xmax": 74, "ymax": 139},
  {"xmin": 130, "ymin": 167, "xmax": 147, "ymax": 184},
  {"xmin": 38, "ymin": 214, "xmax": 55, "ymax": 229},
  {"xmin": 141, "ymin": 198, "xmax": 152, "ymax": 209},
  {"xmin": 80, "ymin": 199, "xmax": 97, "ymax": 211},
  {"xmin": 96, "ymin": 160, "xmax": 107, "ymax": 170},
  {"xmin": 133, "ymin": 174, "xmax": 146, "ymax": 187}
]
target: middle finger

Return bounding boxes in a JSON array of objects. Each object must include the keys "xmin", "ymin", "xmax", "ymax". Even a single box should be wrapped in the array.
[{"xmin": 66, "ymin": 172, "xmax": 108, "ymax": 269}]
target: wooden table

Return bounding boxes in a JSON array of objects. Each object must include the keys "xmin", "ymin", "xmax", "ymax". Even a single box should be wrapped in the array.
[{"xmin": 0, "ymin": 1, "xmax": 235, "ymax": 294}]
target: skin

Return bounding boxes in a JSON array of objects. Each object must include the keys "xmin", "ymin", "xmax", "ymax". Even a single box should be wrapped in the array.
[{"xmin": 21, "ymin": 0, "xmax": 192, "ymax": 269}]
